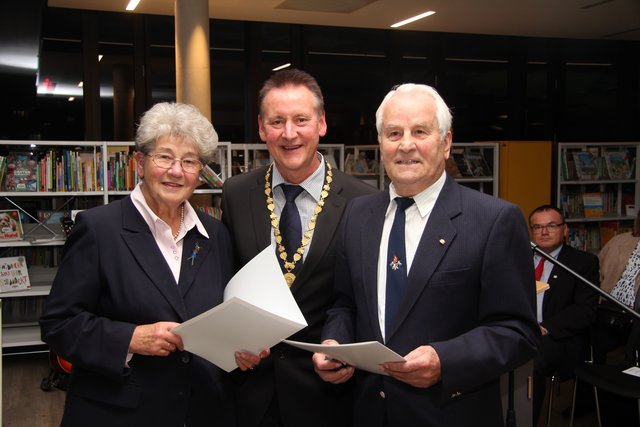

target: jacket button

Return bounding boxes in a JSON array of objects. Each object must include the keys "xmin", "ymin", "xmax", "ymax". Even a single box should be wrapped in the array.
[
  {"xmin": 181, "ymin": 354, "xmax": 191, "ymax": 363},
  {"xmin": 379, "ymin": 391, "xmax": 386, "ymax": 399}
]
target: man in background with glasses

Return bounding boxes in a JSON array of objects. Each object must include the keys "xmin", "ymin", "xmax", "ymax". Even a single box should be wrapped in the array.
[{"xmin": 529, "ymin": 204, "xmax": 599, "ymax": 424}]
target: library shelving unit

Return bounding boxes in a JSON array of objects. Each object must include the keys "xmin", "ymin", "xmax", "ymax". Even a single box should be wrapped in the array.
[
  {"xmin": 345, "ymin": 142, "xmax": 499, "ymax": 194},
  {"xmin": 345, "ymin": 145, "xmax": 384, "ymax": 189},
  {"xmin": 229, "ymin": 143, "xmax": 345, "ymax": 176},
  {"xmin": 557, "ymin": 142, "xmax": 640, "ymax": 253},
  {"xmin": 450, "ymin": 142, "xmax": 499, "ymax": 195},
  {"xmin": 0, "ymin": 140, "xmax": 231, "ymax": 351}
]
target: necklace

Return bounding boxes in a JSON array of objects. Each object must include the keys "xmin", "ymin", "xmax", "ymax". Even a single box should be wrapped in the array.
[
  {"xmin": 265, "ymin": 161, "xmax": 332, "ymax": 287},
  {"xmin": 173, "ymin": 204, "xmax": 185, "ymax": 240}
]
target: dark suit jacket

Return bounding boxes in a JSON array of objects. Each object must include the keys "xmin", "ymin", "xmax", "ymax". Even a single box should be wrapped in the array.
[
  {"xmin": 322, "ymin": 176, "xmax": 540, "ymax": 427},
  {"xmin": 221, "ymin": 166, "xmax": 378, "ymax": 427},
  {"xmin": 39, "ymin": 196, "xmax": 235, "ymax": 427},
  {"xmin": 541, "ymin": 244, "xmax": 600, "ymax": 339}
]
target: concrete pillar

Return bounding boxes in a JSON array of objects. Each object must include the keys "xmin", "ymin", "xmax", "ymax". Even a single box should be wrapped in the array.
[{"xmin": 174, "ymin": 0, "xmax": 211, "ymax": 120}]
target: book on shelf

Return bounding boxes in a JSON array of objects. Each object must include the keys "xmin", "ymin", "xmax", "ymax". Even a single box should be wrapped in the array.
[
  {"xmin": 200, "ymin": 164, "xmax": 224, "ymax": 189},
  {"xmin": 0, "ymin": 255, "xmax": 31, "ymax": 293},
  {"xmin": 582, "ymin": 192, "xmax": 604, "ymax": 218},
  {"xmin": 37, "ymin": 210, "xmax": 69, "ymax": 225},
  {"xmin": 197, "ymin": 206, "xmax": 222, "ymax": 220},
  {"xmin": 355, "ymin": 152, "xmax": 373, "ymax": 174},
  {"xmin": 572, "ymin": 151, "xmax": 599, "ymax": 180},
  {"xmin": 561, "ymin": 150, "xmax": 575, "ymax": 180},
  {"xmin": 344, "ymin": 153, "xmax": 355, "ymax": 174},
  {"xmin": 599, "ymin": 221, "xmax": 619, "ymax": 247},
  {"xmin": 0, "ymin": 155, "xmax": 6, "ymax": 186},
  {"xmin": 451, "ymin": 151, "xmax": 473, "ymax": 177},
  {"xmin": 603, "ymin": 151, "xmax": 632, "ymax": 180},
  {"xmin": 464, "ymin": 151, "xmax": 492, "ymax": 177},
  {"xmin": 567, "ymin": 225, "xmax": 601, "ymax": 253},
  {"xmin": 2, "ymin": 295, "xmax": 46, "ymax": 323},
  {"xmin": 0, "ymin": 209, "xmax": 24, "ymax": 241},
  {"xmin": 3, "ymin": 152, "xmax": 37, "ymax": 191}
]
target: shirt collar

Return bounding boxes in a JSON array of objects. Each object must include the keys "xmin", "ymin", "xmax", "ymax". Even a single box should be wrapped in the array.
[
  {"xmin": 388, "ymin": 170, "xmax": 446, "ymax": 218},
  {"xmin": 535, "ymin": 244, "xmax": 563, "ymax": 263},
  {"xmin": 130, "ymin": 183, "xmax": 209, "ymax": 239},
  {"xmin": 271, "ymin": 152, "xmax": 326, "ymax": 201}
]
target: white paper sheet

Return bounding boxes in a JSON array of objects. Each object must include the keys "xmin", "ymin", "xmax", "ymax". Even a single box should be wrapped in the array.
[
  {"xmin": 172, "ymin": 246, "xmax": 307, "ymax": 372},
  {"xmin": 623, "ymin": 366, "xmax": 640, "ymax": 378},
  {"xmin": 283, "ymin": 339, "xmax": 405, "ymax": 375}
]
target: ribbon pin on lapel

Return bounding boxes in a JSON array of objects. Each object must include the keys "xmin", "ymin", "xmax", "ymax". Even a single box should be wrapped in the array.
[{"xmin": 187, "ymin": 241, "xmax": 200, "ymax": 266}]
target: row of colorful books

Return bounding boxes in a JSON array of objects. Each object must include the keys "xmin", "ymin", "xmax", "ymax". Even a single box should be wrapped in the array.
[
  {"xmin": 566, "ymin": 222, "xmax": 633, "ymax": 253},
  {"xmin": 1, "ymin": 151, "xmax": 224, "ymax": 192},
  {"xmin": 561, "ymin": 190, "xmax": 635, "ymax": 218},
  {"xmin": 196, "ymin": 206, "xmax": 222, "ymax": 220},
  {"xmin": 0, "ymin": 150, "xmax": 139, "ymax": 192},
  {"xmin": 562, "ymin": 149, "xmax": 635, "ymax": 181}
]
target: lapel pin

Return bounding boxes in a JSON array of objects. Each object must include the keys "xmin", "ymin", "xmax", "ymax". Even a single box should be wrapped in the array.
[
  {"xmin": 439, "ymin": 239, "xmax": 446, "ymax": 245},
  {"xmin": 187, "ymin": 241, "xmax": 201, "ymax": 266}
]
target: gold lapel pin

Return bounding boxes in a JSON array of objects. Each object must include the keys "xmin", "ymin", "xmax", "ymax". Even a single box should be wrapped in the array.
[{"xmin": 439, "ymin": 239, "xmax": 446, "ymax": 245}]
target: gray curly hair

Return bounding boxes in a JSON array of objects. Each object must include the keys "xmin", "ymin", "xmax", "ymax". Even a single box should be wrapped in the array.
[{"xmin": 135, "ymin": 102, "xmax": 219, "ymax": 164}]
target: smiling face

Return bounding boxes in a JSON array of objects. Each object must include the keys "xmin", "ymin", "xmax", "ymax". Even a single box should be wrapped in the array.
[
  {"xmin": 258, "ymin": 84, "xmax": 327, "ymax": 183},
  {"xmin": 379, "ymin": 90, "xmax": 452, "ymax": 197},
  {"xmin": 137, "ymin": 135, "xmax": 202, "ymax": 216}
]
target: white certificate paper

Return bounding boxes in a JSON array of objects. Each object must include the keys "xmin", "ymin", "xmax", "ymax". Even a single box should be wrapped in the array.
[
  {"xmin": 172, "ymin": 246, "xmax": 307, "ymax": 372},
  {"xmin": 283, "ymin": 339, "xmax": 405, "ymax": 375}
]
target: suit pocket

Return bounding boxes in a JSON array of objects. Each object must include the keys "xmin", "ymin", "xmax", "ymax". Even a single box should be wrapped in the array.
[
  {"xmin": 428, "ymin": 267, "xmax": 471, "ymax": 288},
  {"xmin": 68, "ymin": 368, "xmax": 141, "ymax": 409}
]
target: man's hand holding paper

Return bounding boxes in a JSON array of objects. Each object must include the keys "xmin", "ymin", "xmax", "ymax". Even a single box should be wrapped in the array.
[{"xmin": 311, "ymin": 339, "xmax": 355, "ymax": 384}]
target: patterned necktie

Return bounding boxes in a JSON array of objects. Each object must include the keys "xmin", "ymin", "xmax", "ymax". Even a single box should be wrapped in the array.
[
  {"xmin": 279, "ymin": 184, "xmax": 304, "ymax": 274},
  {"xmin": 385, "ymin": 197, "xmax": 415, "ymax": 336}
]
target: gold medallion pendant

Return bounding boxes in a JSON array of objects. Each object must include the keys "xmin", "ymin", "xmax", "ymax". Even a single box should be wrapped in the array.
[
  {"xmin": 283, "ymin": 272, "xmax": 296, "ymax": 286},
  {"xmin": 265, "ymin": 159, "xmax": 332, "ymax": 288}
]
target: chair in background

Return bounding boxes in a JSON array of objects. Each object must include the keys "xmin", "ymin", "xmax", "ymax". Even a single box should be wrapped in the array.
[
  {"xmin": 546, "ymin": 368, "xmax": 575, "ymax": 427},
  {"xmin": 569, "ymin": 312, "xmax": 640, "ymax": 427}
]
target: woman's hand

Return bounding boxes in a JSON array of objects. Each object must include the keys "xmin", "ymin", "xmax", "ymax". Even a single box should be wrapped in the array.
[{"xmin": 129, "ymin": 321, "xmax": 184, "ymax": 357}]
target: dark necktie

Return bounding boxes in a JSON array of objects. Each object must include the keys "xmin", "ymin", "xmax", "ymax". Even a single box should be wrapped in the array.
[
  {"xmin": 385, "ymin": 197, "xmax": 415, "ymax": 336},
  {"xmin": 279, "ymin": 184, "xmax": 304, "ymax": 274}
]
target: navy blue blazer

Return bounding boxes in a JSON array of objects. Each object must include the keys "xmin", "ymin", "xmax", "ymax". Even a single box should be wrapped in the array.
[
  {"xmin": 40, "ymin": 196, "xmax": 235, "ymax": 427},
  {"xmin": 323, "ymin": 176, "xmax": 540, "ymax": 427}
]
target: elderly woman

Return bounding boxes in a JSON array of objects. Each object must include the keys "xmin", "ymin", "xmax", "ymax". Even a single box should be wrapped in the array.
[{"xmin": 40, "ymin": 102, "xmax": 235, "ymax": 427}]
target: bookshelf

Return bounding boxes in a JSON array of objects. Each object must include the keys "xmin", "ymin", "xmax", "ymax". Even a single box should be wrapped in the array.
[
  {"xmin": 557, "ymin": 142, "xmax": 640, "ymax": 253},
  {"xmin": 345, "ymin": 142, "xmax": 499, "ymax": 194},
  {"xmin": 0, "ymin": 140, "xmax": 231, "ymax": 350},
  {"xmin": 450, "ymin": 142, "xmax": 499, "ymax": 195},
  {"xmin": 229, "ymin": 143, "xmax": 345, "ymax": 176}
]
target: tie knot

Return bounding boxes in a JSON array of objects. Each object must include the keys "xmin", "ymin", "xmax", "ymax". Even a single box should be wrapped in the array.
[
  {"xmin": 395, "ymin": 197, "xmax": 414, "ymax": 212},
  {"xmin": 282, "ymin": 184, "xmax": 304, "ymax": 202}
]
